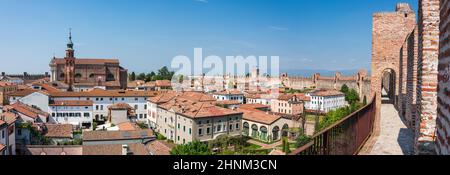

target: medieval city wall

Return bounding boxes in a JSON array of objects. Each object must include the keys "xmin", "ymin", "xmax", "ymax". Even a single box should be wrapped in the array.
[
  {"xmin": 415, "ymin": 0, "xmax": 440, "ymax": 155},
  {"xmin": 405, "ymin": 27, "xmax": 419, "ymax": 129},
  {"xmin": 436, "ymin": 0, "xmax": 450, "ymax": 155},
  {"xmin": 283, "ymin": 70, "xmax": 371, "ymax": 101}
]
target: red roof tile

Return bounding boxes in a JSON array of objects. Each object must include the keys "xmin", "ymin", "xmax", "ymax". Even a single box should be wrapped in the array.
[
  {"xmin": 51, "ymin": 58, "xmax": 120, "ymax": 65},
  {"xmin": 44, "ymin": 124, "xmax": 73, "ymax": 138}
]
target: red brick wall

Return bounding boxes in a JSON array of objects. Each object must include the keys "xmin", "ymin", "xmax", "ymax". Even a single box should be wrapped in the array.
[
  {"xmin": 406, "ymin": 27, "xmax": 419, "ymax": 129},
  {"xmin": 371, "ymin": 3, "xmax": 416, "ymax": 133},
  {"xmin": 436, "ymin": 0, "xmax": 450, "ymax": 155},
  {"xmin": 415, "ymin": 0, "xmax": 440, "ymax": 155}
]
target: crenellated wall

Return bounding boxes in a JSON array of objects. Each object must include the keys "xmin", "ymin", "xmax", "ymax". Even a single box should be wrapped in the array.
[{"xmin": 282, "ymin": 70, "xmax": 371, "ymax": 101}]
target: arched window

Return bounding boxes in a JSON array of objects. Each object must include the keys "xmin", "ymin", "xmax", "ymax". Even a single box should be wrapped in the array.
[
  {"xmin": 243, "ymin": 122, "xmax": 249, "ymax": 136},
  {"xmin": 282, "ymin": 124, "xmax": 289, "ymax": 137},
  {"xmin": 272, "ymin": 126, "xmax": 280, "ymax": 141},
  {"xmin": 59, "ymin": 73, "xmax": 65, "ymax": 78},
  {"xmin": 251, "ymin": 124, "xmax": 259, "ymax": 138},
  {"xmin": 75, "ymin": 73, "xmax": 82, "ymax": 78},
  {"xmin": 89, "ymin": 74, "xmax": 95, "ymax": 78},
  {"xmin": 260, "ymin": 126, "xmax": 268, "ymax": 141}
]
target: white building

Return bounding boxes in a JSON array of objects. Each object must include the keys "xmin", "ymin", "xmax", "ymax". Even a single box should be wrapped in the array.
[
  {"xmin": 244, "ymin": 92, "xmax": 272, "ymax": 106},
  {"xmin": 0, "ymin": 112, "xmax": 17, "ymax": 155},
  {"xmin": 48, "ymin": 100, "xmax": 93, "ymax": 129},
  {"xmin": 305, "ymin": 89, "xmax": 347, "ymax": 113},
  {"xmin": 212, "ymin": 90, "xmax": 245, "ymax": 104},
  {"xmin": 48, "ymin": 89, "xmax": 157, "ymax": 123}
]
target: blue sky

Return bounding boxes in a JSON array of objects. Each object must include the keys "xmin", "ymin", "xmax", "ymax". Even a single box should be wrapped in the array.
[{"xmin": 0, "ymin": 0, "xmax": 418, "ymax": 74}]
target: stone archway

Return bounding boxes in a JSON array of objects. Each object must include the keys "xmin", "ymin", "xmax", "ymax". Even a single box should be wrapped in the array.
[
  {"xmin": 381, "ymin": 69, "xmax": 397, "ymax": 104},
  {"xmin": 282, "ymin": 124, "xmax": 289, "ymax": 137},
  {"xmin": 272, "ymin": 126, "xmax": 280, "ymax": 141}
]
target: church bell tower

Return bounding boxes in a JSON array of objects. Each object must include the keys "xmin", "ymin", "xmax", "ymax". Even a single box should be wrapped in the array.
[{"xmin": 64, "ymin": 29, "xmax": 76, "ymax": 91}]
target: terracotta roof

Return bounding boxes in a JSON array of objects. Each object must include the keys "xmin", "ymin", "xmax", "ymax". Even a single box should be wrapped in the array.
[
  {"xmin": 238, "ymin": 108, "xmax": 281, "ymax": 125},
  {"xmin": 49, "ymin": 89, "xmax": 158, "ymax": 98},
  {"xmin": 144, "ymin": 81, "xmax": 156, "ymax": 87},
  {"xmin": 147, "ymin": 140, "xmax": 175, "ymax": 155},
  {"xmin": 44, "ymin": 124, "xmax": 73, "ymax": 138},
  {"xmin": 25, "ymin": 145, "xmax": 82, "ymax": 155},
  {"xmin": 108, "ymin": 103, "xmax": 133, "ymax": 110},
  {"xmin": 83, "ymin": 143, "xmax": 149, "ymax": 155},
  {"xmin": 6, "ymin": 89, "xmax": 39, "ymax": 97},
  {"xmin": 277, "ymin": 94, "xmax": 295, "ymax": 101},
  {"xmin": 294, "ymin": 93, "xmax": 311, "ymax": 101},
  {"xmin": 50, "ymin": 100, "xmax": 93, "ymax": 106},
  {"xmin": 51, "ymin": 58, "xmax": 120, "ymax": 65},
  {"xmin": 159, "ymin": 98, "xmax": 242, "ymax": 119},
  {"xmin": 0, "ymin": 112, "xmax": 18, "ymax": 125},
  {"xmin": 155, "ymin": 80, "xmax": 171, "ymax": 87},
  {"xmin": 83, "ymin": 129, "xmax": 155, "ymax": 141},
  {"xmin": 239, "ymin": 104, "xmax": 270, "ymax": 110},
  {"xmin": 214, "ymin": 100, "xmax": 241, "ymax": 105},
  {"xmin": 127, "ymin": 80, "xmax": 145, "ymax": 88},
  {"xmin": 213, "ymin": 89, "xmax": 244, "ymax": 95},
  {"xmin": 0, "ymin": 81, "xmax": 13, "ymax": 86},
  {"xmin": 0, "ymin": 120, "xmax": 5, "ymax": 127},
  {"xmin": 310, "ymin": 89, "xmax": 344, "ymax": 97},
  {"xmin": 178, "ymin": 91, "xmax": 216, "ymax": 102},
  {"xmin": 10, "ymin": 103, "xmax": 49, "ymax": 119},
  {"xmin": 117, "ymin": 122, "xmax": 140, "ymax": 131},
  {"xmin": 148, "ymin": 91, "xmax": 215, "ymax": 104},
  {"xmin": 148, "ymin": 91, "xmax": 178, "ymax": 104},
  {"xmin": 18, "ymin": 85, "xmax": 31, "ymax": 90},
  {"xmin": 32, "ymin": 83, "xmax": 60, "ymax": 92}
]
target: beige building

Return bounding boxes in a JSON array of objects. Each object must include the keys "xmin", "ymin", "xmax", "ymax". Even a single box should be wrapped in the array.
[
  {"xmin": 156, "ymin": 98, "xmax": 243, "ymax": 145},
  {"xmin": 147, "ymin": 91, "xmax": 216, "ymax": 129},
  {"xmin": 0, "ymin": 82, "xmax": 18, "ymax": 106},
  {"xmin": 238, "ymin": 107, "xmax": 294, "ymax": 142},
  {"xmin": 270, "ymin": 94, "xmax": 306, "ymax": 116}
]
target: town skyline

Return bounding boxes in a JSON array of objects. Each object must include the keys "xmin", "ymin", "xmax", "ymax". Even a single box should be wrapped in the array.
[{"xmin": 0, "ymin": 0, "xmax": 417, "ymax": 74}]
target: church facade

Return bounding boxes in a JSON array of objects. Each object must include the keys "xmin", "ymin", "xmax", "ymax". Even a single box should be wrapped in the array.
[{"xmin": 49, "ymin": 32, "xmax": 128, "ymax": 91}]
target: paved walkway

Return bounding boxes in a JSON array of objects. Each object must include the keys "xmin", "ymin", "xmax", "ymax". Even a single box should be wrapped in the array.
[
  {"xmin": 247, "ymin": 139, "xmax": 283, "ymax": 149},
  {"xmin": 368, "ymin": 103, "xmax": 414, "ymax": 155}
]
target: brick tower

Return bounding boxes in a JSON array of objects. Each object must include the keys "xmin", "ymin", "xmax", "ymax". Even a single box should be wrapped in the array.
[{"xmin": 64, "ymin": 29, "xmax": 75, "ymax": 91}]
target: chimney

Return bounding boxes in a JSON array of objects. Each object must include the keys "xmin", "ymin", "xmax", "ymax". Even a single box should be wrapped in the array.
[
  {"xmin": 1, "ymin": 72, "xmax": 5, "ymax": 76},
  {"xmin": 122, "ymin": 144, "xmax": 129, "ymax": 155}
]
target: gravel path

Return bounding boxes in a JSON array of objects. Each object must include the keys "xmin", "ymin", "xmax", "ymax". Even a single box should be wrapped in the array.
[{"xmin": 368, "ymin": 103, "xmax": 414, "ymax": 155}]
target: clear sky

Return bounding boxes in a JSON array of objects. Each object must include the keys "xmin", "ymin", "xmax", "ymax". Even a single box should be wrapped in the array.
[{"xmin": 0, "ymin": 0, "xmax": 418, "ymax": 74}]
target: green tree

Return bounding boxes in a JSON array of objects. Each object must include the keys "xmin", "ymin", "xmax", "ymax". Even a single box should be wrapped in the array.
[
  {"xmin": 137, "ymin": 73, "xmax": 146, "ymax": 81},
  {"xmin": 346, "ymin": 89, "xmax": 360, "ymax": 105},
  {"xmin": 145, "ymin": 72, "xmax": 155, "ymax": 82},
  {"xmin": 157, "ymin": 66, "xmax": 175, "ymax": 80},
  {"xmin": 295, "ymin": 135, "xmax": 312, "ymax": 148},
  {"xmin": 340, "ymin": 84, "xmax": 349, "ymax": 94},
  {"xmin": 282, "ymin": 137, "xmax": 291, "ymax": 154},
  {"xmin": 129, "ymin": 72, "xmax": 136, "ymax": 81},
  {"xmin": 170, "ymin": 141, "xmax": 212, "ymax": 155}
]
